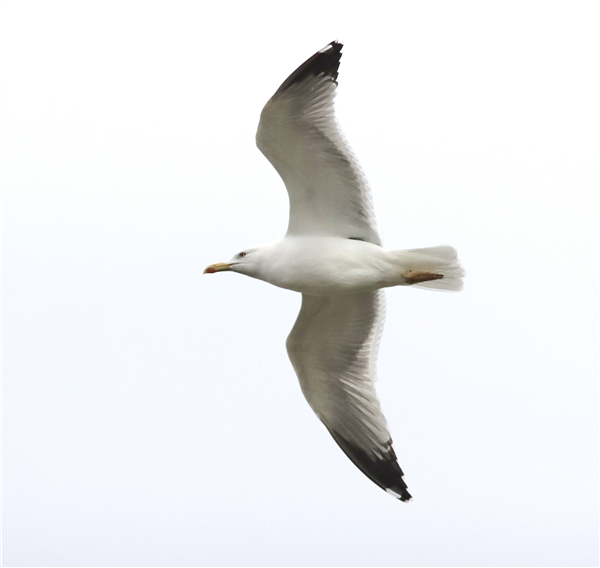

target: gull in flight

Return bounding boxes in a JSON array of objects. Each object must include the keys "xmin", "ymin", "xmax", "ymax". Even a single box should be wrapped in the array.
[{"xmin": 205, "ymin": 41, "xmax": 464, "ymax": 501}]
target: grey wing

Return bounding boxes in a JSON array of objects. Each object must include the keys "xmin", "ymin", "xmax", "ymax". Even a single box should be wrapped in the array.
[
  {"xmin": 256, "ymin": 41, "xmax": 381, "ymax": 246},
  {"xmin": 286, "ymin": 290, "xmax": 411, "ymax": 501}
]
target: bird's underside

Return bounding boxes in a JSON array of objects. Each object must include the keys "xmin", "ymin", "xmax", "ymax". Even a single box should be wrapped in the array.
[{"xmin": 206, "ymin": 40, "xmax": 464, "ymax": 501}]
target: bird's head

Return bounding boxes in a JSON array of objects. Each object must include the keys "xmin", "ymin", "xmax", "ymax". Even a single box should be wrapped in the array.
[{"xmin": 204, "ymin": 246, "xmax": 264, "ymax": 278}]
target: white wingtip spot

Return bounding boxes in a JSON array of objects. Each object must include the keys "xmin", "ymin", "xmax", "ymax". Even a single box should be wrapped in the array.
[
  {"xmin": 385, "ymin": 488, "xmax": 405, "ymax": 500},
  {"xmin": 318, "ymin": 43, "xmax": 334, "ymax": 53}
]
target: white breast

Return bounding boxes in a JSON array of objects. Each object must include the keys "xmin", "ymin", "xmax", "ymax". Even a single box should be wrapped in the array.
[{"xmin": 258, "ymin": 237, "xmax": 397, "ymax": 295}]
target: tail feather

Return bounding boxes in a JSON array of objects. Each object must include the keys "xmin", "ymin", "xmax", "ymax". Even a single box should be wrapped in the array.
[{"xmin": 404, "ymin": 245, "xmax": 465, "ymax": 291}]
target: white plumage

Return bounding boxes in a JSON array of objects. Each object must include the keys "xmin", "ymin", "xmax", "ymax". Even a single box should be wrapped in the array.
[{"xmin": 205, "ymin": 41, "xmax": 464, "ymax": 501}]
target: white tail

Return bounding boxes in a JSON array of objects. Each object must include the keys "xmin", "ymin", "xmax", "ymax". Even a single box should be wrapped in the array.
[{"xmin": 403, "ymin": 245, "xmax": 465, "ymax": 291}]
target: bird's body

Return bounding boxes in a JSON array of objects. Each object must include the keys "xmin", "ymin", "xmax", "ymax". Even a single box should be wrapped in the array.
[
  {"xmin": 205, "ymin": 41, "xmax": 464, "ymax": 501},
  {"xmin": 226, "ymin": 236, "xmax": 461, "ymax": 296},
  {"xmin": 263, "ymin": 237, "xmax": 399, "ymax": 295}
]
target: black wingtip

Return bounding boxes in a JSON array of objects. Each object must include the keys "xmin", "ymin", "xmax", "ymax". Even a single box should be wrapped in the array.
[
  {"xmin": 276, "ymin": 40, "xmax": 343, "ymax": 93},
  {"xmin": 327, "ymin": 428, "xmax": 412, "ymax": 502}
]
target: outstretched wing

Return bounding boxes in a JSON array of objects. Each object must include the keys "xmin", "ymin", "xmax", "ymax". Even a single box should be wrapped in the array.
[
  {"xmin": 256, "ymin": 41, "xmax": 381, "ymax": 246},
  {"xmin": 286, "ymin": 291, "xmax": 411, "ymax": 501}
]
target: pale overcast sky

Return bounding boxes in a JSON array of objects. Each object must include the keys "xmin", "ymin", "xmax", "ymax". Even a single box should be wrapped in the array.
[{"xmin": 2, "ymin": 1, "xmax": 598, "ymax": 566}]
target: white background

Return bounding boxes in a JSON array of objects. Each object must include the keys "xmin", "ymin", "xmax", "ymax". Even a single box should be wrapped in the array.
[{"xmin": 2, "ymin": 1, "xmax": 598, "ymax": 566}]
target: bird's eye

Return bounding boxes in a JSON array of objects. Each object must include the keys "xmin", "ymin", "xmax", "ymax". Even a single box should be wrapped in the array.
[{"xmin": 238, "ymin": 252, "xmax": 246, "ymax": 258}]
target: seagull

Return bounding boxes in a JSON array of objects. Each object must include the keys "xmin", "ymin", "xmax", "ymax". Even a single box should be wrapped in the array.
[{"xmin": 204, "ymin": 41, "xmax": 464, "ymax": 501}]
